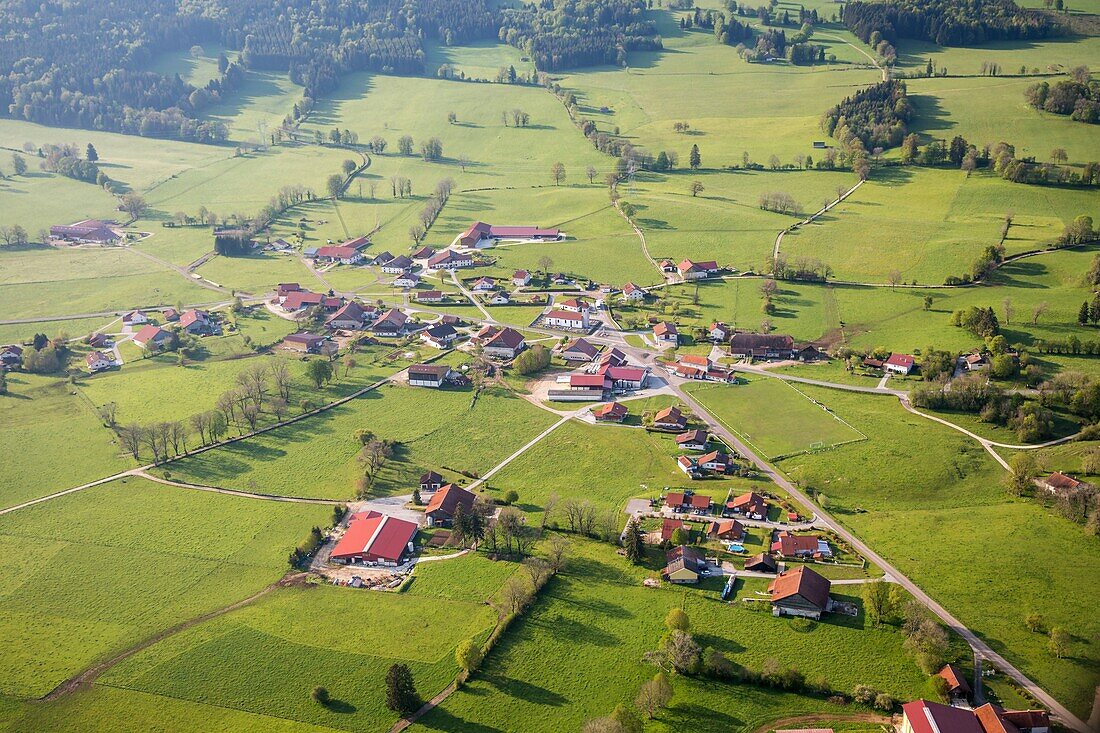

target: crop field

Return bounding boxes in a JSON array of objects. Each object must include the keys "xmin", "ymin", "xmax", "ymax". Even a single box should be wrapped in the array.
[
  {"xmin": 0, "ymin": 373, "xmax": 130, "ymax": 509},
  {"xmin": 169, "ymin": 384, "xmax": 558, "ymax": 500},
  {"xmin": 0, "ymin": 476, "xmax": 329, "ymax": 698},
  {"xmin": 685, "ymin": 378, "xmax": 865, "ymax": 459}
]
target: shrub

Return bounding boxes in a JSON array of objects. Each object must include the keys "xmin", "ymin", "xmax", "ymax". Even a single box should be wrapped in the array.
[{"xmin": 311, "ymin": 686, "xmax": 329, "ymax": 705}]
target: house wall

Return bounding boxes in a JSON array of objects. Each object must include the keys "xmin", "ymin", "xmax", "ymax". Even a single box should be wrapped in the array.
[{"xmin": 666, "ymin": 569, "xmax": 699, "ymax": 584}]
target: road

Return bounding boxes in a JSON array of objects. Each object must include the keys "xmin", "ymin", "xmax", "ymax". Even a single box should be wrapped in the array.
[{"xmin": 669, "ymin": 381, "xmax": 1092, "ymax": 733}]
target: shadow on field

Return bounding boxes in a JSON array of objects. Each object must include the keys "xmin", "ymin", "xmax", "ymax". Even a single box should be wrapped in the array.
[
  {"xmin": 484, "ymin": 674, "xmax": 567, "ymax": 706},
  {"xmin": 417, "ymin": 707, "xmax": 505, "ymax": 733}
]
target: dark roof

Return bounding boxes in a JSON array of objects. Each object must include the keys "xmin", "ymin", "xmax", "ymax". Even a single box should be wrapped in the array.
[
  {"xmin": 484, "ymin": 327, "xmax": 525, "ymax": 350},
  {"xmin": 665, "ymin": 545, "xmax": 706, "ymax": 573},
  {"xmin": 744, "ymin": 553, "xmax": 777, "ymax": 572},
  {"xmin": 408, "ymin": 363, "xmax": 451, "ymax": 378},
  {"xmin": 728, "ymin": 333, "xmax": 794, "ymax": 352}
]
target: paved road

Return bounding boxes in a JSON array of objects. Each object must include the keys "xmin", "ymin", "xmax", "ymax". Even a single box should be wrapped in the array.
[{"xmin": 669, "ymin": 382, "xmax": 1092, "ymax": 733}]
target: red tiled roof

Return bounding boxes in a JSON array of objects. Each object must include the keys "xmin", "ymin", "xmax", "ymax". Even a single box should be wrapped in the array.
[
  {"xmin": 546, "ymin": 309, "xmax": 585, "ymax": 322},
  {"xmin": 886, "ymin": 353, "xmax": 915, "ymax": 368},
  {"xmin": 768, "ymin": 566, "xmax": 831, "ymax": 610},
  {"xmin": 661, "ymin": 518, "xmax": 684, "ymax": 540},
  {"xmin": 330, "ymin": 511, "xmax": 418, "ymax": 563},
  {"xmin": 282, "ymin": 291, "xmax": 324, "ymax": 310},
  {"xmin": 416, "ymin": 290, "xmax": 444, "ymax": 300},
  {"xmin": 901, "ymin": 700, "xmax": 984, "ymax": 733},
  {"xmin": 690, "ymin": 494, "xmax": 711, "ymax": 509},
  {"xmin": 771, "ymin": 531, "xmax": 822, "ymax": 555},
  {"xmin": 570, "ymin": 374, "xmax": 610, "ymax": 389},
  {"xmin": 938, "ymin": 663, "xmax": 971, "ymax": 695},
  {"xmin": 730, "ymin": 491, "xmax": 767, "ymax": 514},
  {"xmin": 653, "ymin": 322, "xmax": 678, "ymax": 336},
  {"xmin": 134, "ymin": 325, "xmax": 168, "ymax": 344},
  {"xmin": 677, "ymin": 429, "xmax": 708, "ymax": 445},
  {"xmin": 653, "ymin": 406, "xmax": 683, "ymax": 424},
  {"xmin": 316, "ymin": 245, "xmax": 360, "ymax": 259},
  {"xmin": 179, "ymin": 309, "xmax": 207, "ymax": 328},
  {"xmin": 679, "ymin": 354, "xmax": 710, "ymax": 367},
  {"xmin": 603, "ymin": 366, "xmax": 646, "ymax": 383},
  {"xmin": 1044, "ymin": 471, "xmax": 1082, "ymax": 491},
  {"xmin": 424, "ymin": 484, "xmax": 476, "ymax": 517},
  {"xmin": 593, "ymin": 402, "xmax": 627, "ymax": 419},
  {"xmin": 665, "ymin": 492, "xmax": 686, "ymax": 507},
  {"xmin": 709, "ymin": 519, "xmax": 744, "ymax": 539}
]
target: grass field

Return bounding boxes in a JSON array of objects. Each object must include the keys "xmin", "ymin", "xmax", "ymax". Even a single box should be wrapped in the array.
[
  {"xmin": 0, "ymin": 476, "xmax": 329, "ymax": 698},
  {"xmin": 144, "ymin": 44, "xmax": 227, "ymax": 88},
  {"xmin": 423, "ymin": 40, "xmax": 536, "ymax": 81},
  {"xmin": 0, "ymin": 172, "xmax": 118, "ymax": 233},
  {"xmin": 685, "ymin": 378, "xmax": 866, "ymax": 459}
]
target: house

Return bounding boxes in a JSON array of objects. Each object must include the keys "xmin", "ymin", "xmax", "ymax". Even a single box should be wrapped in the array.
[
  {"xmin": 372, "ymin": 251, "xmax": 394, "ymax": 266},
  {"xmin": 415, "ymin": 290, "xmax": 445, "ymax": 303},
  {"xmin": 771, "ymin": 531, "xmax": 831, "ymax": 559},
  {"xmin": 314, "ymin": 245, "xmax": 363, "ymax": 265},
  {"xmin": 482, "ymin": 327, "xmax": 526, "ymax": 359},
  {"xmin": 330, "ymin": 511, "xmax": 418, "ymax": 566},
  {"xmin": 793, "ymin": 343, "xmax": 827, "ymax": 362},
  {"xmin": 421, "ymin": 323, "xmax": 458, "ymax": 349},
  {"xmin": 592, "ymin": 402, "xmax": 628, "ymax": 422},
  {"xmin": 665, "ymin": 492, "xmax": 688, "ymax": 510},
  {"xmin": 621, "ymin": 282, "xmax": 645, "ymax": 301},
  {"xmin": 86, "ymin": 333, "xmax": 110, "ymax": 348},
  {"xmin": 178, "ymin": 309, "xmax": 213, "ymax": 335},
  {"xmin": 281, "ymin": 290, "xmax": 325, "ymax": 311},
  {"xmin": 544, "ymin": 309, "xmax": 590, "ymax": 330},
  {"xmin": 862, "ymin": 357, "xmax": 884, "ymax": 370},
  {"xmin": 962, "ymin": 353, "xmax": 988, "ymax": 371},
  {"xmin": 676, "ymin": 429, "xmax": 709, "ymax": 451},
  {"xmin": 708, "ymin": 519, "xmax": 744, "ymax": 541},
  {"xmin": 937, "ymin": 663, "xmax": 972, "ymax": 700},
  {"xmin": 372, "ymin": 309, "xmax": 409, "ymax": 335},
  {"xmin": 133, "ymin": 325, "xmax": 173, "ymax": 350},
  {"xmin": 698, "ymin": 450, "xmax": 732, "ymax": 473},
  {"xmin": 561, "ymin": 337, "xmax": 601, "ymax": 362},
  {"xmin": 653, "ymin": 406, "xmax": 687, "ymax": 430},
  {"xmin": 50, "ymin": 219, "xmax": 123, "ymax": 244},
  {"xmin": 598, "ymin": 348, "xmax": 627, "ymax": 368},
  {"xmin": 276, "ymin": 282, "xmax": 301, "ymax": 297},
  {"xmin": 659, "ymin": 260, "xmax": 676, "ymax": 273},
  {"xmin": 677, "ymin": 455, "xmax": 700, "ymax": 477},
  {"xmin": 420, "ymin": 471, "xmax": 444, "ymax": 492},
  {"xmin": 663, "ymin": 545, "xmax": 707, "ymax": 584},
  {"xmin": 327, "ymin": 301, "xmax": 370, "ymax": 330},
  {"xmin": 439, "ymin": 314, "xmax": 462, "ymax": 327},
  {"xmin": 487, "ymin": 292, "xmax": 510, "ymax": 305},
  {"xmin": 556, "ymin": 298, "xmax": 588, "ymax": 313},
  {"xmin": 744, "ymin": 553, "xmax": 778, "ymax": 573},
  {"xmin": 677, "ymin": 259, "xmax": 719, "ymax": 280},
  {"xmin": 1039, "ymin": 471, "xmax": 1084, "ymax": 494},
  {"xmin": 408, "ymin": 364, "xmax": 454, "ymax": 388},
  {"xmin": 424, "ymin": 484, "xmax": 476, "ymax": 527},
  {"xmin": 0, "ymin": 344, "xmax": 24, "ymax": 368},
  {"xmin": 282, "ymin": 332, "xmax": 327, "ymax": 354},
  {"xmin": 427, "ymin": 249, "xmax": 474, "ymax": 270},
  {"xmin": 661, "ymin": 518, "xmax": 685, "ymax": 541},
  {"xmin": 513, "ymin": 270, "xmax": 531, "ymax": 287},
  {"xmin": 653, "ymin": 322, "xmax": 678, "ymax": 345},
  {"xmin": 85, "ymin": 351, "xmax": 113, "ymax": 373},
  {"xmin": 393, "ymin": 272, "xmax": 420, "ymax": 289},
  {"xmin": 459, "ymin": 221, "xmax": 560, "ymax": 248},
  {"xmin": 471, "ymin": 277, "xmax": 497, "ymax": 292},
  {"xmin": 884, "ymin": 353, "xmax": 916, "ymax": 375},
  {"xmin": 379, "ymin": 255, "xmax": 412, "ymax": 274},
  {"xmin": 688, "ymin": 492, "xmax": 712, "ymax": 514},
  {"xmin": 267, "ymin": 237, "xmax": 294, "ymax": 252},
  {"xmin": 768, "ymin": 566, "xmax": 831, "ymax": 619},
  {"xmin": 728, "ymin": 333, "xmax": 795, "ymax": 360},
  {"xmin": 900, "ymin": 700, "xmax": 1050, "ymax": 733},
  {"xmin": 162, "ymin": 308, "xmax": 180, "ymax": 322},
  {"xmin": 727, "ymin": 491, "xmax": 768, "ymax": 520},
  {"xmin": 599, "ymin": 364, "xmax": 648, "ymax": 391},
  {"xmin": 123, "ymin": 310, "xmax": 148, "ymax": 326},
  {"xmin": 709, "ymin": 322, "xmax": 731, "ymax": 342}
]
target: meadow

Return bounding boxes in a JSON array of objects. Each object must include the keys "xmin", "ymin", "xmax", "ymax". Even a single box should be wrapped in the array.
[
  {"xmin": 0, "ymin": 171, "xmax": 118, "ymax": 233},
  {"xmin": 0, "ymin": 476, "xmax": 329, "ymax": 698},
  {"xmin": 684, "ymin": 378, "xmax": 866, "ymax": 459}
]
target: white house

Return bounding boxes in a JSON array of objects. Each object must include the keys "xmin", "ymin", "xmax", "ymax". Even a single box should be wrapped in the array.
[{"xmin": 544, "ymin": 309, "xmax": 589, "ymax": 329}]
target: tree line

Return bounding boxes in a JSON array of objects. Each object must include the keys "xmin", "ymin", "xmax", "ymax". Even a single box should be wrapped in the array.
[
  {"xmin": 841, "ymin": 0, "xmax": 1056, "ymax": 48},
  {"xmin": 1024, "ymin": 67, "xmax": 1099, "ymax": 125},
  {"xmin": 821, "ymin": 80, "xmax": 912, "ymax": 154}
]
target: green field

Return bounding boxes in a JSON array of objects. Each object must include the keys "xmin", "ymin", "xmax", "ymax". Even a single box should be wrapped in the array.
[
  {"xmin": 0, "ymin": 172, "xmax": 118, "ymax": 233},
  {"xmin": 685, "ymin": 378, "xmax": 866, "ymax": 459},
  {"xmin": 0, "ymin": 476, "xmax": 329, "ymax": 698}
]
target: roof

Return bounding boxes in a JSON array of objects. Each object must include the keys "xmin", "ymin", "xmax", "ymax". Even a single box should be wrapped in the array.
[
  {"xmin": 661, "ymin": 518, "xmax": 684, "ymax": 540},
  {"xmin": 546, "ymin": 309, "xmax": 585, "ymax": 322},
  {"xmin": 772, "ymin": 531, "xmax": 822, "ymax": 555},
  {"xmin": 412, "ymin": 246, "xmax": 435, "ymax": 259},
  {"xmin": 653, "ymin": 321, "xmax": 678, "ymax": 336},
  {"xmin": 282, "ymin": 290, "xmax": 324, "ymax": 309},
  {"xmin": 709, "ymin": 519, "xmax": 743, "ymax": 537},
  {"xmin": 995, "ymin": 708, "xmax": 1050, "ymax": 731},
  {"xmin": 623, "ymin": 282, "xmax": 642, "ymax": 294},
  {"xmin": 484, "ymin": 327, "xmax": 525, "ymax": 350},
  {"xmin": 330, "ymin": 511, "xmax": 418, "ymax": 563},
  {"xmin": 341, "ymin": 235, "xmax": 370, "ymax": 250},
  {"xmin": 420, "ymin": 470, "xmax": 443, "ymax": 484},
  {"xmin": 85, "ymin": 351, "xmax": 110, "ymax": 365},
  {"xmin": 374, "ymin": 309, "xmax": 408, "ymax": 328},
  {"xmin": 564, "ymin": 338, "xmax": 599, "ymax": 358},
  {"xmin": 653, "ymin": 406, "xmax": 683, "ymax": 424},
  {"xmin": 284, "ymin": 332, "xmax": 325, "ymax": 345},
  {"xmin": 408, "ymin": 363, "xmax": 451, "ymax": 378},
  {"xmin": 901, "ymin": 700, "xmax": 984, "ymax": 733},
  {"xmin": 513, "ymin": 269, "xmax": 529, "ymax": 279},
  {"xmin": 472, "ymin": 276, "xmax": 496, "ymax": 288},
  {"xmin": 558, "ymin": 297, "xmax": 586, "ymax": 309},
  {"xmin": 679, "ymin": 354, "xmax": 710, "ymax": 368},
  {"xmin": 416, "ymin": 290, "xmax": 444, "ymax": 300},
  {"xmin": 328, "ymin": 301, "xmax": 367, "ymax": 323},
  {"xmin": 424, "ymin": 484, "xmax": 476, "ymax": 516},
  {"xmin": 491, "ymin": 225, "xmax": 559, "ymax": 238},
  {"xmin": 728, "ymin": 333, "xmax": 794, "ymax": 352},
  {"xmin": 745, "ymin": 553, "xmax": 777, "ymax": 571},
  {"xmin": 316, "ymin": 245, "xmax": 360, "ymax": 259},
  {"xmin": 134, "ymin": 325, "xmax": 169, "ymax": 344},
  {"xmin": 938, "ymin": 663, "xmax": 971, "ymax": 695},
  {"xmin": 886, "ymin": 353, "xmax": 915, "ymax": 368},
  {"xmin": 425, "ymin": 324, "xmax": 457, "ymax": 338},
  {"xmin": 1044, "ymin": 471, "xmax": 1082, "ymax": 491},
  {"xmin": 179, "ymin": 309, "xmax": 208, "ymax": 328},
  {"xmin": 678, "ymin": 258, "xmax": 717, "ymax": 272},
  {"xmin": 599, "ymin": 348, "xmax": 627, "ymax": 366},
  {"xmin": 689, "ymin": 493, "xmax": 711, "ymax": 509},
  {"xmin": 593, "ymin": 402, "xmax": 628, "ymax": 419},
  {"xmin": 601, "ymin": 365, "xmax": 646, "ymax": 382},
  {"xmin": 676, "ymin": 429, "xmax": 708, "ymax": 445},
  {"xmin": 665, "ymin": 545, "xmax": 705, "ymax": 571},
  {"xmin": 427, "ymin": 249, "xmax": 472, "ymax": 267},
  {"xmin": 698, "ymin": 450, "xmax": 728, "ymax": 465},
  {"xmin": 767, "ymin": 566, "xmax": 831, "ymax": 610},
  {"xmin": 570, "ymin": 374, "xmax": 610, "ymax": 389},
  {"xmin": 731, "ymin": 491, "xmax": 767, "ymax": 512},
  {"xmin": 666, "ymin": 492, "xmax": 686, "ymax": 507}
]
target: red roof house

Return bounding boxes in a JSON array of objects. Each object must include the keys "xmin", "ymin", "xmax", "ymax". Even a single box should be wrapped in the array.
[
  {"xmin": 330, "ymin": 511, "xmax": 418, "ymax": 565},
  {"xmin": 593, "ymin": 402, "xmax": 628, "ymax": 422},
  {"xmin": 768, "ymin": 566, "xmax": 832, "ymax": 619},
  {"xmin": 424, "ymin": 484, "xmax": 476, "ymax": 527}
]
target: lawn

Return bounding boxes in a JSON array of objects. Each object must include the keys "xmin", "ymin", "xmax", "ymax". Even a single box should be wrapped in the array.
[
  {"xmin": 169, "ymin": 384, "xmax": 558, "ymax": 500},
  {"xmin": 0, "ymin": 373, "xmax": 131, "ymax": 509},
  {"xmin": 685, "ymin": 378, "xmax": 865, "ymax": 459},
  {"xmin": 0, "ymin": 476, "xmax": 329, "ymax": 698}
]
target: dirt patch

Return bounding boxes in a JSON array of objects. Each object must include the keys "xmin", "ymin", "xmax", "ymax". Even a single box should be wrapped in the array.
[{"xmin": 750, "ymin": 711, "xmax": 893, "ymax": 733}]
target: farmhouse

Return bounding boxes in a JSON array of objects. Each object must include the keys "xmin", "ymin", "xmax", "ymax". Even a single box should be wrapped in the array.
[
  {"xmin": 592, "ymin": 401, "xmax": 628, "ymax": 422},
  {"xmin": 962, "ymin": 353, "xmax": 988, "ymax": 371},
  {"xmin": 937, "ymin": 663, "xmax": 972, "ymax": 700},
  {"xmin": 282, "ymin": 332, "xmax": 328, "ymax": 354},
  {"xmin": 162, "ymin": 308, "xmax": 180, "ymax": 322},
  {"xmin": 87, "ymin": 333, "xmax": 110, "ymax": 348},
  {"xmin": 561, "ymin": 337, "xmax": 601, "ymax": 362},
  {"xmin": 697, "ymin": 450, "xmax": 732, "ymax": 473},
  {"xmin": 420, "ymin": 471, "xmax": 444, "ymax": 492},
  {"xmin": 899, "ymin": 700, "xmax": 1050, "ymax": 733},
  {"xmin": 771, "ymin": 531, "xmax": 832, "ymax": 559},
  {"xmin": 280, "ymin": 290, "xmax": 325, "ymax": 311},
  {"xmin": 663, "ymin": 545, "xmax": 707, "ymax": 584},
  {"xmin": 659, "ymin": 260, "xmax": 676, "ymax": 273},
  {"xmin": 408, "ymin": 364, "xmax": 454, "ymax": 388},
  {"xmin": 132, "ymin": 325, "xmax": 173, "ymax": 350},
  {"xmin": 653, "ymin": 406, "xmax": 687, "ymax": 430},
  {"xmin": 427, "ymin": 249, "xmax": 474, "ymax": 270},
  {"xmin": 885, "ymin": 353, "xmax": 916, "ymax": 375},
  {"xmin": 313, "ymin": 245, "xmax": 363, "ymax": 265},
  {"xmin": 677, "ymin": 259, "xmax": 719, "ymax": 280},
  {"xmin": 513, "ymin": 270, "xmax": 531, "ymax": 286},
  {"xmin": 178, "ymin": 309, "xmax": 213, "ymax": 335},
  {"xmin": 676, "ymin": 429, "xmax": 709, "ymax": 451},
  {"xmin": 621, "ymin": 282, "xmax": 645, "ymax": 301},
  {"xmin": 672, "ymin": 353, "xmax": 732, "ymax": 382},
  {"xmin": 471, "ymin": 277, "xmax": 497, "ymax": 292},
  {"xmin": 330, "ymin": 511, "xmax": 418, "ymax": 566},
  {"xmin": 599, "ymin": 364, "xmax": 649, "ymax": 391},
  {"xmin": 556, "ymin": 298, "xmax": 588, "ymax": 313},
  {"xmin": 85, "ymin": 351, "xmax": 113, "ymax": 373},
  {"xmin": 415, "ymin": 290, "xmax": 445, "ymax": 303},
  {"xmin": 327, "ymin": 301, "xmax": 371, "ymax": 330},
  {"xmin": 379, "ymin": 255, "xmax": 413, "ymax": 274},
  {"xmin": 393, "ymin": 272, "xmax": 420, "ymax": 289},
  {"xmin": 372, "ymin": 309, "xmax": 409, "ymax": 335},
  {"xmin": 1039, "ymin": 471, "xmax": 1086, "ymax": 494},
  {"xmin": 123, "ymin": 310, "xmax": 148, "ymax": 326},
  {"xmin": 0, "ymin": 344, "xmax": 24, "ymax": 368},
  {"xmin": 745, "ymin": 553, "xmax": 778, "ymax": 573},
  {"xmin": 652, "ymin": 321, "xmax": 678, "ymax": 345},
  {"xmin": 728, "ymin": 333, "xmax": 795, "ymax": 360},
  {"xmin": 709, "ymin": 322, "xmax": 731, "ymax": 342},
  {"xmin": 726, "ymin": 491, "xmax": 768, "ymax": 520},
  {"xmin": 50, "ymin": 219, "xmax": 123, "ymax": 244},
  {"xmin": 708, "ymin": 518, "xmax": 744, "ymax": 541},
  {"xmin": 424, "ymin": 484, "xmax": 476, "ymax": 527},
  {"xmin": 767, "ymin": 566, "xmax": 831, "ymax": 619},
  {"xmin": 664, "ymin": 492, "xmax": 688, "ymax": 511},
  {"xmin": 482, "ymin": 327, "xmax": 526, "ymax": 359},
  {"xmin": 421, "ymin": 323, "xmax": 458, "ymax": 349},
  {"xmin": 544, "ymin": 309, "xmax": 590, "ymax": 330},
  {"xmin": 459, "ymin": 221, "xmax": 561, "ymax": 248},
  {"xmin": 486, "ymin": 292, "xmax": 510, "ymax": 305},
  {"xmin": 598, "ymin": 348, "xmax": 627, "ymax": 368},
  {"xmin": 372, "ymin": 251, "xmax": 394, "ymax": 266}
]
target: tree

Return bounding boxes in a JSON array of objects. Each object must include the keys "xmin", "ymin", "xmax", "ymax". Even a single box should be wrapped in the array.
[
  {"xmin": 611, "ymin": 704, "xmax": 643, "ymax": 733},
  {"xmin": 1025, "ymin": 612, "xmax": 1045, "ymax": 633},
  {"xmin": 551, "ymin": 161, "xmax": 566, "ymax": 185},
  {"xmin": 863, "ymin": 580, "xmax": 893, "ymax": 626},
  {"xmin": 669, "ymin": 526, "xmax": 690, "ymax": 545},
  {"xmin": 586, "ymin": 165, "xmax": 598, "ymax": 183},
  {"xmin": 398, "ymin": 135, "xmax": 414, "ymax": 155},
  {"xmin": 1051, "ymin": 148, "xmax": 1068, "ymax": 164},
  {"xmin": 648, "ymin": 630, "xmax": 702, "ymax": 675},
  {"xmin": 11, "ymin": 153, "xmax": 26, "ymax": 176},
  {"xmin": 341, "ymin": 158, "xmax": 357, "ymax": 176},
  {"xmin": 635, "ymin": 672, "xmax": 673, "ymax": 719},
  {"xmin": 311, "ymin": 686, "xmax": 330, "ymax": 705},
  {"xmin": 1048, "ymin": 627, "xmax": 1070, "ymax": 658},
  {"xmin": 545, "ymin": 533, "xmax": 570, "ymax": 572},
  {"xmin": 420, "ymin": 137, "xmax": 443, "ymax": 162},
  {"xmin": 97, "ymin": 401, "xmax": 118, "ymax": 426},
  {"xmin": 455, "ymin": 638, "xmax": 483, "ymax": 674},
  {"xmin": 504, "ymin": 489, "xmax": 520, "ymax": 505},
  {"xmin": 1079, "ymin": 300, "xmax": 1091, "ymax": 326},
  {"xmin": 305, "ymin": 359, "xmax": 333, "ymax": 388},
  {"xmin": 85, "ymin": 143, "xmax": 99, "ymax": 162},
  {"xmin": 923, "ymin": 295, "xmax": 933, "ymax": 311},
  {"xmin": 326, "ymin": 173, "xmax": 344, "ymax": 199},
  {"xmin": 623, "ymin": 518, "xmax": 645, "ymax": 564},
  {"xmin": 536, "ymin": 255, "xmax": 554, "ymax": 273},
  {"xmin": 522, "ymin": 556, "xmax": 551, "ymax": 589},
  {"xmin": 1005, "ymin": 450, "xmax": 1039, "ymax": 496},
  {"xmin": 385, "ymin": 663, "xmax": 421, "ymax": 716},
  {"xmin": 689, "ymin": 180, "xmax": 704, "ymax": 197},
  {"xmin": 689, "ymin": 144, "xmax": 701, "ymax": 169},
  {"xmin": 119, "ymin": 193, "xmax": 147, "ymax": 220},
  {"xmin": 665, "ymin": 608, "xmax": 690, "ymax": 632}
]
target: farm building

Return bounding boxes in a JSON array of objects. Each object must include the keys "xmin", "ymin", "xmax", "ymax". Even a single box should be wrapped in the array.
[
  {"xmin": 767, "ymin": 566, "xmax": 831, "ymax": 619},
  {"xmin": 372, "ymin": 309, "xmax": 409, "ymax": 335},
  {"xmin": 471, "ymin": 277, "xmax": 497, "ymax": 292},
  {"xmin": 459, "ymin": 221, "xmax": 561, "ymax": 248},
  {"xmin": 427, "ymin": 249, "xmax": 474, "ymax": 269},
  {"xmin": 393, "ymin": 272, "xmax": 420, "ymax": 289},
  {"xmin": 85, "ymin": 351, "xmax": 113, "ymax": 373},
  {"xmin": 408, "ymin": 364, "xmax": 453, "ymax": 388},
  {"xmin": 598, "ymin": 348, "xmax": 627, "ymax": 368},
  {"xmin": 899, "ymin": 700, "xmax": 1049, "ymax": 733},
  {"xmin": 482, "ymin": 327, "xmax": 526, "ymax": 359},
  {"xmin": 123, "ymin": 310, "xmax": 148, "ymax": 326},
  {"xmin": 50, "ymin": 219, "xmax": 123, "ymax": 244},
  {"xmin": 709, "ymin": 322, "xmax": 730, "ymax": 342},
  {"xmin": 419, "ymin": 471, "xmax": 444, "ymax": 492},
  {"xmin": 327, "ymin": 301, "xmax": 371, "ymax": 330},
  {"xmin": 676, "ymin": 429, "xmax": 708, "ymax": 451},
  {"xmin": 561, "ymin": 337, "xmax": 601, "ymax": 362},
  {"xmin": 313, "ymin": 245, "xmax": 363, "ymax": 265},
  {"xmin": 0, "ymin": 344, "xmax": 24, "ymax": 368},
  {"xmin": 330, "ymin": 511, "xmax": 418, "ymax": 566},
  {"xmin": 423, "ymin": 484, "xmax": 476, "ymax": 527},
  {"xmin": 598, "ymin": 364, "xmax": 648, "ymax": 390},
  {"xmin": 544, "ymin": 309, "xmax": 589, "ymax": 330},
  {"xmin": 937, "ymin": 663, "xmax": 972, "ymax": 700},
  {"xmin": 381, "ymin": 255, "xmax": 414, "ymax": 274},
  {"xmin": 179, "ymin": 309, "xmax": 213, "ymax": 335},
  {"xmin": 677, "ymin": 259, "xmax": 719, "ymax": 280},
  {"xmin": 133, "ymin": 325, "xmax": 173, "ymax": 350},
  {"xmin": 281, "ymin": 333, "xmax": 329, "ymax": 354},
  {"xmin": 728, "ymin": 333, "xmax": 795, "ymax": 360},
  {"xmin": 660, "ymin": 518, "xmax": 684, "ymax": 541},
  {"xmin": 884, "ymin": 353, "xmax": 916, "ymax": 375},
  {"xmin": 513, "ymin": 270, "xmax": 531, "ymax": 286},
  {"xmin": 1039, "ymin": 471, "xmax": 1087, "ymax": 494},
  {"xmin": 592, "ymin": 402, "xmax": 628, "ymax": 422},
  {"xmin": 415, "ymin": 290, "xmax": 445, "ymax": 303},
  {"xmin": 421, "ymin": 323, "xmax": 458, "ymax": 349}
]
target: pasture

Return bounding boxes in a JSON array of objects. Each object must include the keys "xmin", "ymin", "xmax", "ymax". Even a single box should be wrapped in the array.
[
  {"xmin": 0, "ymin": 172, "xmax": 118, "ymax": 234},
  {"xmin": 0, "ymin": 476, "xmax": 329, "ymax": 698},
  {"xmin": 684, "ymin": 378, "xmax": 865, "ymax": 459}
]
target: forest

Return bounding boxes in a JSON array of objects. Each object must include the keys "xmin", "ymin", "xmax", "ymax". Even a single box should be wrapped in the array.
[
  {"xmin": 842, "ymin": 0, "xmax": 1056, "ymax": 47},
  {"xmin": 820, "ymin": 80, "xmax": 912, "ymax": 152}
]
